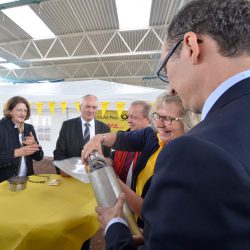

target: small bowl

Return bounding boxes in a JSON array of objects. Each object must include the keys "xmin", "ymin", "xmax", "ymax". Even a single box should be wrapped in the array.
[{"xmin": 8, "ymin": 176, "xmax": 28, "ymax": 192}]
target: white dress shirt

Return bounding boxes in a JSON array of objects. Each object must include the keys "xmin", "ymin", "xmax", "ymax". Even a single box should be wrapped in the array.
[
  {"xmin": 18, "ymin": 133, "xmax": 27, "ymax": 176},
  {"xmin": 80, "ymin": 117, "xmax": 95, "ymax": 139}
]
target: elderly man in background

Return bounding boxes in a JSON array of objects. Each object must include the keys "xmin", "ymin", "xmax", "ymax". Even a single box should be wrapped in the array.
[
  {"xmin": 88, "ymin": 0, "xmax": 250, "ymax": 249},
  {"xmin": 54, "ymin": 94, "xmax": 111, "ymax": 162},
  {"xmin": 113, "ymin": 100, "xmax": 151, "ymax": 187}
]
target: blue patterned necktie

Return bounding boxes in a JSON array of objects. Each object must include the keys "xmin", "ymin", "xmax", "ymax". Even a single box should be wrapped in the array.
[{"xmin": 83, "ymin": 123, "xmax": 90, "ymax": 144}]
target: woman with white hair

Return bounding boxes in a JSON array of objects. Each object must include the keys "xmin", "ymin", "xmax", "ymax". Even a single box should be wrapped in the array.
[{"xmin": 82, "ymin": 93, "xmax": 195, "ymax": 224}]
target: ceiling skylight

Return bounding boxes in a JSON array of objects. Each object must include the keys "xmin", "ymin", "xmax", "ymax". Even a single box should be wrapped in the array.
[
  {"xmin": 0, "ymin": 56, "xmax": 6, "ymax": 62},
  {"xmin": 2, "ymin": 5, "xmax": 55, "ymax": 39},
  {"xmin": 116, "ymin": 0, "xmax": 152, "ymax": 29},
  {"xmin": 0, "ymin": 0, "xmax": 16, "ymax": 3},
  {"xmin": 0, "ymin": 55, "xmax": 20, "ymax": 69},
  {"xmin": 0, "ymin": 63, "xmax": 21, "ymax": 69}
]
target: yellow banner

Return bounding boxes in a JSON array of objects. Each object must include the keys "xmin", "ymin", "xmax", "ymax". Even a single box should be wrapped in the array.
[
  {"xmin": 60, "ymin": 102, "xmax": 67, "ymax": 113},
  {"xmin": 100, "ymin": 101, "xmax": 110, "ymax": 117},
  {"xmin": 35, "ymin": 102, "xmax": 44, "ymax": 115},
  {"xmin": 96, "ymin": 110, "xmax": 129, "ymax": 132},
  {"xmin": 116, "ymin": 101, "xmax": 126, "ymax": 118},
  {"xmin": 48, "ymin": 102, "xmax": 56, "ymax": 114},
  {"xmin": 74, "ymin": 102, "xmax": 80, "ymax": 112}
]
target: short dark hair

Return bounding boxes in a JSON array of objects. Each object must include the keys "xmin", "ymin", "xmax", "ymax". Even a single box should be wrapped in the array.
[
  {"xmin": 4, "ymin": 96, "xmax": 31, "ymax": 120},
  {"xmin": 167, "ymin": 0, "xmax": 250, "ymax": 57},
  {"xmin": 130, "ymin": 100, "xmax": 151, "ymax": 118}
]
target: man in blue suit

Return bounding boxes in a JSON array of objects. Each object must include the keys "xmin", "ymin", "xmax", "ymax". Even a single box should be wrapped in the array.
[{"xmin": 93, "ymin": 0, "xmax": 250, "ymax": 249}]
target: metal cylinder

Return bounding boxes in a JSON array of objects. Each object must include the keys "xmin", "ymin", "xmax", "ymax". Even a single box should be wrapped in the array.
[
  {"xmin": 86, "ymin": 151, "xmax": 141, "ymax": 236},
  {"xmin": 8, "ymin": 176, "xmax": 27, "ymax": 192}
]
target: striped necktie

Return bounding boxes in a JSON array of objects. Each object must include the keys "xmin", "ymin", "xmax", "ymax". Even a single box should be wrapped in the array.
[{"xmin": 83, "ymin": 123, "xmax": 90, "ymax": 145}]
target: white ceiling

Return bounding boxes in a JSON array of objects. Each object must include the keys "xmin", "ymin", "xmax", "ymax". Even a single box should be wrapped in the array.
[{"xmin": 0, "ymin": 0, "xmax": 190, "ymax": 89}]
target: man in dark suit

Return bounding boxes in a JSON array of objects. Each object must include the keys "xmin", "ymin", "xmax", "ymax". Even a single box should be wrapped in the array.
[
  {"xmin": 54, "ymin": 94, "xmax": 111, "ymax": 161},
  {"xmin": 92, "ymin": 1, "xmax": 250, "ymax": 249},
  {"xmin": 54, "ymin": 94, "xmax": 110, "ymax": 250}
]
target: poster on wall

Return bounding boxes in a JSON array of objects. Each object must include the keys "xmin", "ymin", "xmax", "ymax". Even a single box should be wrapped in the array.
[{"xmin": 96, "ymin": 110, "xmax": 129, "ymax": 132}]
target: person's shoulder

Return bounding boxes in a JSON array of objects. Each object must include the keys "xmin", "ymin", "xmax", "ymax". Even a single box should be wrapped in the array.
[
  {"xmin": 168, "ymin": 134, "xmax": 211, "ymax": 148},
  {"xmin": 0, "ymin": 117, "xmax": 11, "ymax": 127},
  {"xmin": 24, "ymin": 122, "xmax": 34, "ymax": 129},
  {"xmin": 144, "ymin": 126, "xmax": 155, "ymax": 133},
  {"xmin": 134, "ymin": 126, "xmax": 155, "ymax": 136},
  {"xmin": 165, "ymin": 134, "xmax": 230, "ymax": 160},
  {"xmin": 125, "ymin": 126, "xmax": 156, "ymax": 143},
  {"xmin": 0, "ymin": 117, "xmax": 4, "ymax": 125},
  {"xmin": 63, "ymin": 117, "xmax": 80, "ymax": 125},
  {"xmin": 95, "ymin": 119, "xmax": 109, "ymax": 127}
]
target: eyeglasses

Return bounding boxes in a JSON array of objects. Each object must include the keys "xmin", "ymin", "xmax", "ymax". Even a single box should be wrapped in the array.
[
  {"xmin": 156, "ymin": 38, "xmax": 184, "ymax": 83},
  {"xmin": 152, "ymin": 112, "xmax": 183, "ymax": 125}
]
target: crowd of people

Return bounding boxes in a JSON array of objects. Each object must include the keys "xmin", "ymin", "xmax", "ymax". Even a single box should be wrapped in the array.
[
  {"xmin": 83, "ymin": 0, "xmax": 250, "ymax": 249},
  {"xmin": 0, "ymin": 0, "xmax": 250, "ymax": 249},
  {"xmin": 0, "ymin": 92, "xmax": 194, "ymax": 249}
]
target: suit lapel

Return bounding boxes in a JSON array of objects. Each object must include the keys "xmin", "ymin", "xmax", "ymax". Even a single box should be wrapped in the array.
[
  {"xmin": 76, "ymin": 117, "xmax": 84, "ymax": 148},
  {"xmin": 94, "ymin": 120, "xmax": 101, "ymax": 134}
]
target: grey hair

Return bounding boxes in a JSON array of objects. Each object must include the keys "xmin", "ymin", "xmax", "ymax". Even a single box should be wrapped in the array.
[
  {"xmin": 166, "ymin": 0, "xmax": 250, "ymax": 57},
  {"xmin": 130, "ymin": 100, "xmax": 151, "ymax": 118},
  {"xmin": 81, "ymin": 94, "xmax": 98, "ymax": 104},
  {"xmin": 152, "ymin": 93, "xmax": 195, "ymax": 132}
]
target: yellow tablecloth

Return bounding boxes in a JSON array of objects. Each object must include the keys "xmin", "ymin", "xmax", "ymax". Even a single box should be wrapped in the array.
[{"xmin": 0, "ymin": 174, "xmax": 99, "ymax": 250}]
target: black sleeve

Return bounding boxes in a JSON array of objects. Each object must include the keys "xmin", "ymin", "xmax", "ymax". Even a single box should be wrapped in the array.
[
  {"xmin": 105, "ymin": 223, "xmax": 138, "ymax": 250},
  {"xmin": 30, "ymin": 125, "xmax": 44, "ymax": 161},
  {"xmin": 101, "ymin": 123, "xmax": 112, "ymax": 158},
  {"xmin": 53, "ymin": 122, "xmax": 67, "ymax": 160}
]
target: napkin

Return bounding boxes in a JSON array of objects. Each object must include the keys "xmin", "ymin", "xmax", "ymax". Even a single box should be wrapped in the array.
[{"xmin": 53, "ymin": 157, "xmax": 90, "ymax": 183}]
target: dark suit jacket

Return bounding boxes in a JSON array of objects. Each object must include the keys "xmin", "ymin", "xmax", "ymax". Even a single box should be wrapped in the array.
[
  {"xmin": 105, "ymin": 77, "xmax": 250, "ymax": 250},
  {"xmin": 53, "ymin": 117, "xmax": 111, "ymax": 160},
  {"xmin": 0, "ymin": 118, "xmax": 44, "ymax": 182}
]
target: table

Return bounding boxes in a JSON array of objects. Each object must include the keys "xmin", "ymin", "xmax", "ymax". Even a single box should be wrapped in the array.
[{"xmin": 0, "ymin": 174, "xmax": 99, "ymax": 250}]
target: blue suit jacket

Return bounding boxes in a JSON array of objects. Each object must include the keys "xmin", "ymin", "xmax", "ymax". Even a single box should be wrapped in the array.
[
  {"xmin": 113, "ymin": 127, "xmax": 159, "ymax": 196},
  {"xmin": 105, "ymin": 77, "xmax": 250, "ymax": 250}
]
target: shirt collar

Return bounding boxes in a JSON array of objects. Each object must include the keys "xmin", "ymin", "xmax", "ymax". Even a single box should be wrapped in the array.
[
  {"xmin": 201, "ymin": 69, "xmax": 250, "ymax": 120},
  {"xmin": 80, "ymin": 117, "xmax": 95, "ymax": 128}
]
